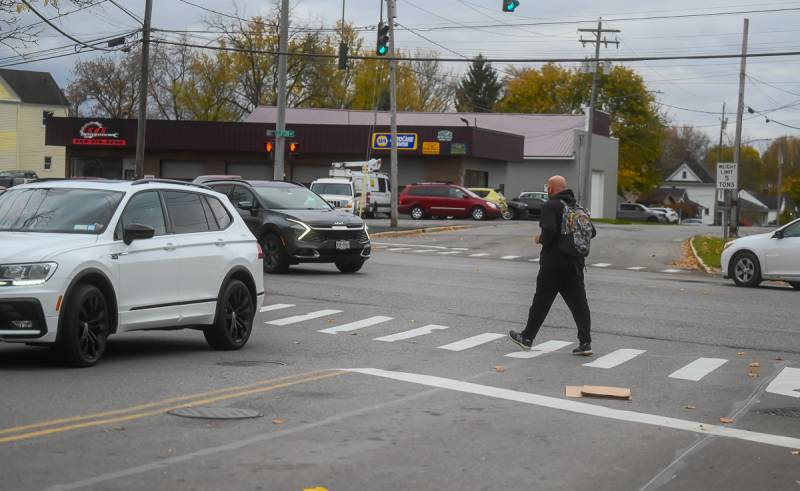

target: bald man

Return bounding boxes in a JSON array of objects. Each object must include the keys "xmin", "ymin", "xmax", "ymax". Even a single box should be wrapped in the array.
[{"xmin": 509, "ymin": 175, "xmax": 595, "ymax": 355}]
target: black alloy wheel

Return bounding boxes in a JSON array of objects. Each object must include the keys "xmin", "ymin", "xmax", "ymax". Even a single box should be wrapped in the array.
[
  {"xmin": 204, "ymin": 279, "xmax": 254, "ymax": 350},
  {"xmin": 261, "ymin": 233, "xmax": 290, "ymax": 273},
  {"xmin": 60, "ymin": 284, "xmax": 110, "ymax": 367}
]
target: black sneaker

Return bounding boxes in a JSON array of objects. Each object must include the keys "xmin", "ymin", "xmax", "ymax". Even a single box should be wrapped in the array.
[
  {"xmin": 509, "ymin": 330, "xmax": 533, "ymax": 350},
  {"xmin": 572, "ymin": 343, "xmax": 592, "ymax": 356}
]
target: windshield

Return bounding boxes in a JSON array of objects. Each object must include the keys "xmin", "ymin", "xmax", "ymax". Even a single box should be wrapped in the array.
[
  {"xmin": 463, "ymin": 188, "xmax": 481, "ymax": 199},
  {"xmin": 471, "ymin": 190, "xmax": 490, "ymax": 198},
  {"xmin": 310, "ymin": 183, "xmax": 352, "ymax": 196},
  {"xmin": 253, "ymin": 186, "xmax": 333, "ymax": 210},
  {"xmin": 0, "ymin": 187, "xmax": 123, "ymax": 234}
]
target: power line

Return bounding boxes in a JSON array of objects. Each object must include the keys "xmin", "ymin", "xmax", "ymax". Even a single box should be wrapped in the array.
[
  {"xmin": 18, "ymin": 0, "xmax": 120, "ymax": 52},
  {"xmin": 108, "ymin": 0, "xmax": 143, "ymax": 24}
]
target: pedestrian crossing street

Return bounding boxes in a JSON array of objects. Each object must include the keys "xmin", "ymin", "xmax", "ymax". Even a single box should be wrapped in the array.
[
  {"xmin": 259, "ymin": 303, "xmax": 797, "ymax": 397},
  {"xmin": 373, "ymin": 242, "xmax": 690, "ymax": 274}
]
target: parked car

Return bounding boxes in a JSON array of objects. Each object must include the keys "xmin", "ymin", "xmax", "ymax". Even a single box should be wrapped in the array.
[
  {"xmin": 203, "ymin": 178, "xmax": 370, "ymax": 274},
  {"xmin": 469, "ymin": 188, "xmax": 513, "ymax": 220},
  {"xmin": 681, "ymin": 218, "xmax": 704, "ymax": 226},
  {"xmin": 0, "ymin": 186, "xmax": 5, "ymax": 195},
  {"xmin": 649, "ymin": 207, "xmax": 679, "ymax": 224},
  {"xmin": 328, "ymin": 160, "xmax": 391, "ymax": 218},
  {"xmin": 192, "ymin": 174, "xmax": 242, "ymax": 185},
  {"xmin": 721, "ymin": 218, "xmax": 800, "ymax": 289},
  {"xmin": 0, "ymin": 179, "xmax": 264, "ymax": 367},
  {"xmin": 510, "ymin": 192, "xmax": 548, "ymax": 220},
  {"xmin": 398, "ymin": 183, "xmax": 502, "ymax": 220},
  {"xmin": 310, "ymin": 178, "xmax": 357, "ymax": 213},
  {"xmin": 617, "ymin": 203, "xmax": 666, "ymax": 222},
  {"xmin": 0, "ymin": 170, "xmax": 38, "ymax": 189}
]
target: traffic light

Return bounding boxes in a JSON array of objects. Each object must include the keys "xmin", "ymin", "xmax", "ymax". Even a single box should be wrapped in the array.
[
  {"xmin": 338, "ymin": 42, "xmax": 348, "ymax": 70},
  {"xmin": 376, "ymin": 21, "xmax": 390, "ymax": 56},
  {"xmin": 264, "ymin": 141, "xmax": 274, "ymax": 153},
  {"xmin": 288, "ymin": 142, "xmax": 300, "ymax": 154},
  {"xmin": 502, "ymin": 0, "xmax": 519, "ymax": 12}
]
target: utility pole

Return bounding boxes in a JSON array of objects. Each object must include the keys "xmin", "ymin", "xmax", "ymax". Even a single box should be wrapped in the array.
[
  {"xmin": 387, "ymin": 0, "xmax": 399, "ymax": 228},
  {"xmin": 731, "ymin": 18, "xmax": 749, "ymax": 238},
  {"xmin": 718, "ymin": 102, "xmax": 729, "ymax": 242},
  {"xmin": 134, "ymin": 0, "xmax": 153, "ymax": 179},
  {"xmin": 274, "ymin": 0, "xmax": 289, "ymax": 181},
  {"xmin": 777, "ymin": 145, "xmax": 784, "ymax": 226},
  {"xmin": 578, "ymin": 19, "xmax": 619, "ymax": 211}
]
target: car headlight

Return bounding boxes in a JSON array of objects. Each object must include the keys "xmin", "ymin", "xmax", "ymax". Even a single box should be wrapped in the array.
[
  {"xmin": 286, "ymin": 218, "xmax": 312, "ymax": 241},
  {"xmin": 488, "ymin": 202, "xmax": 498, "ymax": 209},
  {"xmin": 0, "ymin": 262, "xmax": 58, "ymax": 286}
]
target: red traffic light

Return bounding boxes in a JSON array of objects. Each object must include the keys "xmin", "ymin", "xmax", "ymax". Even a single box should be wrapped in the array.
[
  {"xmin": 288, "ymin": 142, "xmax": 299, "ymax": 153},
  {"xmin": 264, "ymin": 141, "xmax": 274, "ymax": 153}
]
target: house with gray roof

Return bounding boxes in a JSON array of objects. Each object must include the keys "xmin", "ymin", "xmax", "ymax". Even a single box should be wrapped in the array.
[{"xmin": 661, "ymin": 160, "xmax": 718, "ymax": 225}]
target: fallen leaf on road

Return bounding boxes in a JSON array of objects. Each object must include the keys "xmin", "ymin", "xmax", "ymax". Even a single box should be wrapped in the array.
[
  {"xmin": 326, "ymin": 319, "xmax": 334, "ymax": 323},
  {"xmin": 719, "ymin": 417, "xmax": 734, "ymax": 424},
  {"xmin": 737, "ymin": 352, "xmax": 746, "ymax": 357},
  {"xmin": 495, "ymin": 365, "xmax": 506, "ymax": 373},
  {"xmin": 683, "ymin": 405, "xmax": 697, "ymax": 410},
  {"xmin": 272, "ymin": 418, "xmax": 286, "ymax": 425},
  {"xmin": 749, "ymin": 362, "xmax": 760, "ymax": 368},
  {"xmin": 304, "ymin": 487, "xmax": 330, "ymax": 491}
]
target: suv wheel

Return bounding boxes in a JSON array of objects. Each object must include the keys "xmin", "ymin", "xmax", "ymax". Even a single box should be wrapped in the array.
[
  {"xmin": 262, "ymin": 233, "xmax": 290, "ymax": 274},
  {"xmin": 410, "ymin": 206, "xmax": 425, "ymax": 220},
  {"xmin": 731, "ymin": 252, "xmax": 761, "ymax": 287},
  {"xmin": 471, "ymin": 206, "xmax": 486, "ymax": 221},
  {"xmin": 502, "ymin": 209, "xmax": 514, "ymax": 220},
  {"xmin": 59, "ymin": 284, "xmax": 110, "ymax": 367},
  {"xmin": 204, "ymin": 279, "xmax": 254, "ymax": 350},
  {"xmin": 335, "ymin": 258, "xmax": 365, "ymax": 273}
]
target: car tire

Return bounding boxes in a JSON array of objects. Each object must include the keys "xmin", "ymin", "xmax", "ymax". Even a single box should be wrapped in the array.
[
  {"xmin": 58, "ymin": 284, "xmax": 111, "ymax": 367},
  {"xmin": 410, "ymin": 206, "xmax": 425, "ymax": 220},
  {"xmin": 335, "ymin": 258, "xmax": 365, "ymax": 273},
  {"xmin": 261, "ymin": 233, "xmax": 290, "ymax": 274},
  {"xmin": 731, "ymin": 252, "xmax": 762, "ymax": 288},
  {"xmin": 502, "ymin": 209, "xmax": 514, "ymax": 220},
  {"xmin": 790, "ymin": 282, "xmax": 800, "ymax": 290},
  {"xmin": 471, "ymin": 207, "xmax": 486, "ymax": 221},
  {"xmin": 647, "ymin": 216, "xmax": 659, "ymax": 222},
  {"xmin": 204, "ymin": 279, "xmax": 254, "ymax": 350}
]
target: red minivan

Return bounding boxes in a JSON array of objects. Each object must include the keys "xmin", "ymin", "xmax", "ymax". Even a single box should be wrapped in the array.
[{"xmin": 398, "ymin": 183, "xmax": 502, "ymax": 220}]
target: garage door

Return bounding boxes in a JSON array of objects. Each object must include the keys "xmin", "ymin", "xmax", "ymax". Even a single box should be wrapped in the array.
[
  {"xmin": 160, "ymin": 161, "xmax": 206, "ymax": 181},
  {"xmin": 226, "ymin": 162, "xmax": 273, "ymax": 180}
]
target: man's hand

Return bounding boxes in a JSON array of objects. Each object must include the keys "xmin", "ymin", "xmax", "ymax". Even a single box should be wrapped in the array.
[{"xmin": 534, "ymin": 234, "xmax": 541, "ymax": 244}]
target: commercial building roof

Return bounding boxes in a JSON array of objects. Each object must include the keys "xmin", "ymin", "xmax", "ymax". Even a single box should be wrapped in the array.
[{"xmin": 0, "ymin": 69, "xmax": 69, "ymax": 106}]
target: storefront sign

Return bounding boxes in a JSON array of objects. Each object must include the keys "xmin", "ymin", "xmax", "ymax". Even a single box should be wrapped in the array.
[
  {"xmin": 450, "ymin": 143, "xmax": 467, "ymax": 155},
  {"xmin": 72, "ymin": 121, "xmax": 126, "ymax": 146},
  {"xmin": 422, "ymin": 141, "xmax": 440, "ymax": 155},
  {"xmin": 437, "ymin": 130, "xmax": 453, "ymax": 142},
  {"xmin": 371, "ymin": 132, "xmax": 418, "ymax": 151}
]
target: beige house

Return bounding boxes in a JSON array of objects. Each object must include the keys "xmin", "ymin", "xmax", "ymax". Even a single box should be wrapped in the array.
[{"xmin": 0, "ymin": 69, "xmax": 69, "ymax": 177}]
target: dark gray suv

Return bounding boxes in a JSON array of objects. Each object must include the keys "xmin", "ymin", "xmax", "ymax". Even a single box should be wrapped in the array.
[{"xmin": 204, "ymin": 179, "xmax": 370, "ymax": 273}]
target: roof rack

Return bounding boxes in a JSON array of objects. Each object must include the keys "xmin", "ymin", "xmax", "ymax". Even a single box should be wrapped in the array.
[
  {"xmin": 131, "ymin": 178, "xmax": 210, "ymax": 189},
  {"xmin": 196, "ymin": 178, "xmax": 251, "ymax": 185}
]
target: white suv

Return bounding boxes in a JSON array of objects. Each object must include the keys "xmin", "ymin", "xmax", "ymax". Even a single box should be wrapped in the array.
[{"xmin": 0, "ymin": 179, "xmax": 264, "ymax": 366}]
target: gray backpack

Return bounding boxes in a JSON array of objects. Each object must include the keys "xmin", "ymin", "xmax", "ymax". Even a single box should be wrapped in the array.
[{"xmin": 558, "ymin": 201, "xmax": 594, "ymax": 258}]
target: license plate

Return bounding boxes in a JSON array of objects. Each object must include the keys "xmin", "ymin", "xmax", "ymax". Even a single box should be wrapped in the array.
[{"xmin": 335, "ymin": 240, "xmax": 350, "ymax": 250}]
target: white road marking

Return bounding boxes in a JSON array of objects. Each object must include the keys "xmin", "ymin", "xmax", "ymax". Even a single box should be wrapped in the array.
[
  {"xmin": 372, "ymin": 242, "xmax": 447, "ymax": 250},
  {"xmin": 387, "ymin": 247, "xmax": 412, "ymax": 252},
  {"xmin": 501, "ymin": 255, "xmax": 520, "ymax": 260},
  {"xmin": 265, "ymin": 309, "xmax": 342, "ymax": 326},
  {"xmin": 450, "ymin": 247, "xmax": 470, "ymax": 251},
  {"xmin": 505, "ymin": 340, "xmax": 573, "ymax": 359},
  {"xmin": 374, "ymin": 324, "xmax": 449, "ymax": 342},
  {"xmin": 438, "ymin": 333, "xmax": 506, "ymax": 351},
  {"xmin": 259, "ymin": 304, "xmax": 295, "ymax": 313},
  {"xmin": 592, "ymin": 263, "xmax": 612, "ymax": 268},
  {"xmin": 529, "ymin": 258, "xmax": 540, "ymax": 262},
  {"xmin": 412, "ymin": 249, "xmax": 438, "ymax": 253},
  {"xmin": 583, "ymin": 349, "xmax": 647, "ymax": 369},
  {"xmin": 436, "ymin": 251, "xmax": 461, "ymax": 255},
  {"xmin": 318, "ymin": 316, "xmax": 393, "ymax": 334},
  {"xmin": 626, "ymin": 266, "xmax": 647, "ymax": 271},
  {"xmin": 669, "ymin": 358, "xmax": 728, "ymax": 381},
  {"xmin": 766, "ymin": 367, "xmax": 800, "ymax": 398},
  {"xmin": 344, "ymin": 369, "xmax": 800, "ymax": 450},
  {"xmin": 661, "ymin": 269, "xmax": 683, "ymax": 273},
  {"xmin": 469, "ymin": 253, "xmax": 489, "ymax": 257}
]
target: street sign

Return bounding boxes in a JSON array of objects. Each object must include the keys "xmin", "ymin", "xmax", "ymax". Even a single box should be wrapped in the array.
[
  {"xmin": 716, "ymin": 162, "xmax": 738, "ymax": 190},
  {"xmin": 422, "ymin": 142, "xmax": 440, "ymax": 155},
  {"xmin": 266, "ymin": 129, "xmax": 295, "ymax": 137},
  {"xmin": 437, "ymin": 130, "xmax": 453, "ymax": 142},
  {"xmin": 371, "ymin": 132, "xmax": 418, "ymax": 151},
  {"xmin": 450, "ymin": 143, "xmax": 467, "ymax": 155}
]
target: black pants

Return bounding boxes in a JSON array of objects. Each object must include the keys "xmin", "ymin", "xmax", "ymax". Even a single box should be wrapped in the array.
[{"xmin": 522, "ymin": 263, "xmax": 591, "ymax": 344}]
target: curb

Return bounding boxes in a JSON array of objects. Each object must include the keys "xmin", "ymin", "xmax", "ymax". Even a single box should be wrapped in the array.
[
  {"xmin": 689, "ymin": 236, "xmax": 715, "ymax": 274},
  {"xmin": 371, "ymin": 224, "xmax": 473, "ymax": 238}
]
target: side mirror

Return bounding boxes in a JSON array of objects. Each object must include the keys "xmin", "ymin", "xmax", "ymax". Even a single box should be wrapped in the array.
[
  {"xmin": 237, "ymin": 200, "xmax": 254, "ymax": 211},
  {"xmin": 123, "ymin": 223, "xmax": 155, "ymax": 245},
  {"xmin": 773, "ymin": 230, "xmax": 785, "ymax": 239}
]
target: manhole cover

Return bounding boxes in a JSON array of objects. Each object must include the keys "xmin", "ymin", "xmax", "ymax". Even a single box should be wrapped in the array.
[
  {"xmin": 169, "ymin": 407, "xmax": 262, "ymax": 420},
  {"xmin": 217, "ymin": 360, "xmax": 287, "ymax": 367},
  {"xmin": 756, "ymin": 408, "xmax": 800, "ymax": 418}
]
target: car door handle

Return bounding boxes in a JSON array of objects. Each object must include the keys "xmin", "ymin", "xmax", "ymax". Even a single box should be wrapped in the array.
[
  {"xmin": 215, "ymin": 239, "xmax": 226, "ymax": 247},
  {"xmin": 164, "ymin": 243, "xmax": 177, "ymax": 251}
]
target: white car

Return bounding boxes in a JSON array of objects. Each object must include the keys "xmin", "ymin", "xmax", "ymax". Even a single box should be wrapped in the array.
[
  {"xmin": 721, "ymin": 218, "xmax": 800, "ymax": 289},
  {"xmin": 649, "ymin": 207, "xmax": 680, "ymax": 224},
  {"xmin": 0, "ymin": 179, "xmax": 264, "ymax": 366},
  {"xmin": 310, "ymin": 178, "xmax": 356, "ymax": 213}
]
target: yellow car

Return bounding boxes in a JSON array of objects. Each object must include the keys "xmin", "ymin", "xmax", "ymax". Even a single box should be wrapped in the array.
[{"xmin": 469, "ymin": 188, "xmax": 513, "ymax": 220}]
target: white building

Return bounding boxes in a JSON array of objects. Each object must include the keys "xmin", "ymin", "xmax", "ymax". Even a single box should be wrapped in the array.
[{"xmin": 662, "ymin": 160, "xmax": 717, "ymax": 225}]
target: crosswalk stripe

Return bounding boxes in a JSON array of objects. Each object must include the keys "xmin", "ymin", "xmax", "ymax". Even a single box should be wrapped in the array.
[
  {"xmin": 592, "ymin": 263, "xmax": 612, "ymax": 268},
  {"xmin": 626, "ymin": 266, "xmax": 647, "ymax": 271},
  {"xmin": 259, "ymin": 304, "xmax": 295, "ymax": 313},
  {"xmin": 583, "ymin": 349, "xmax": 647, "ymax": 369},
  {"xmin": 669, "ymin": 358, "xmax": 728, "ymax": 381},
  {"xmin": 661, "ymin": 269, "xmax": 682, "ymax": 273},
  {"xmin": 437, "ymin": 251, "xmax": 461, "ymax": 255},
  {"xmin": 318, "ymin": 316, "xmax": 393, "ymax": 334},
  {"xmin": 387, "ymin": 247, "xmax": 412, "ymax": 251},
  {"xmin": 501, "ymin": 255, "xmax": 520, "ymax": 260},
  {"xmin": 506, "ymin": 340, "xmax": 573, "ymax": 359},
  {"xmin": 438, "ymin": 333, "xmax": 506, "ymax": 352},
  {"xmin": 265, "ymin": 309, "xmax": 342, "ymax": 326},
  {"xmin": 412, "ymin": 250, "xmax": 437, "ymax": 253},
  {"xmin": 374, "ymin": 324, "xmax": 449, "ymax": 342},
  {"xmin": 450, "ymin": 248, "xmax": 470, "ymax": 251},
  {"xmin": 469, "ymin": 253, "xmax": 489, "ymax": 257}
]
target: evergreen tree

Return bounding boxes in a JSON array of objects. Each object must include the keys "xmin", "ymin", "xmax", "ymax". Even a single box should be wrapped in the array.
[{"xmin": 455, "ymin": 55, "xmax": 502, "ymax": 112}]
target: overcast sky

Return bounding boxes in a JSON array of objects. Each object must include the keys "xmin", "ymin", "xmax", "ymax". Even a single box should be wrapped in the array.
[{"xmin": 8, "ymin": 0, "xmax": 800, "ymax": 149}]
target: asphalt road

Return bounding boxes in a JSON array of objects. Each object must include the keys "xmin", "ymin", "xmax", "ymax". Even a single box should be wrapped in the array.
[{"xmin": 1, "ymin": 223, "xmax": 798, "ymax": 491}]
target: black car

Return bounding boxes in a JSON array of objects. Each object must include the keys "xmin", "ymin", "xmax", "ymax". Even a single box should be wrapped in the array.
[
  {"xmin": 510, "ymin": 192, "xmax": 547, "ymax": 220},
  {"xmin": 204, "ymin": 179, "xmax": 370, "ymax": 273}
]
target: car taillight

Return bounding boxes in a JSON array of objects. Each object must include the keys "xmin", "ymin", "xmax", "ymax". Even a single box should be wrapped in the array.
[{"xmin": 257, "ymin": 243, "xmax": 264, "ymax": 259}]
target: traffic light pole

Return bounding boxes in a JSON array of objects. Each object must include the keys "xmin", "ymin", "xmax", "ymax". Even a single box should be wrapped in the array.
[
  {"xmin": 388, "ymin": 0, "xmax": 399, "ymax": 228},
  {"xmin": 274, "ymin": 0, "xmax": 289, "ymax": 181}
]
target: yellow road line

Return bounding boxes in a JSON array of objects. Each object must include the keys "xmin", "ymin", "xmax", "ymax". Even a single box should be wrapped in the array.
[{"xmin": 0, "ymin": 370, "xmax": 341, "ymax": 440}]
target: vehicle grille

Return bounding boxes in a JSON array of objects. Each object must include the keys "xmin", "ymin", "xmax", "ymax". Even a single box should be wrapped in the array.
[{"xmin": 305, "ymin": 228, "xmax": 368, "ymax": 242}]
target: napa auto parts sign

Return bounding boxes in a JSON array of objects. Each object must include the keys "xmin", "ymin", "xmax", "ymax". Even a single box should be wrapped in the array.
[
  {"xmin": 72, "ymin": 121, "xmax": 127, "ymax": 146},
  {"xmin": 371, "ymin": 132, "xmax": 418, "ymax": 151}
]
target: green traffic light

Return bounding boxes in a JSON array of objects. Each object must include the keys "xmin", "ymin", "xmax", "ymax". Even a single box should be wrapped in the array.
[{"xmin": 377, "ymin": 45, "xmax": 388, "ymax": 56}]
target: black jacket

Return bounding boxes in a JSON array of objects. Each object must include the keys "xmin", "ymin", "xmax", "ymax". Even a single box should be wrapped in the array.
[{"xmin": 538, "ymin": 189, "xmax": 587, "ymax": 268}]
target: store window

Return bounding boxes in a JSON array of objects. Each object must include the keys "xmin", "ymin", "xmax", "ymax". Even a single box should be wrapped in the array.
[
  {"xmin": 44, "ymin": 156, "xmax": 52, "ymax": 171},
  {"xmin": 464, "ymin": 170, "xmax": 488, "ymax": 188},
  {"xmin": 70, "ymin": 157, "xmax": 123, "ymax": 179}
]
